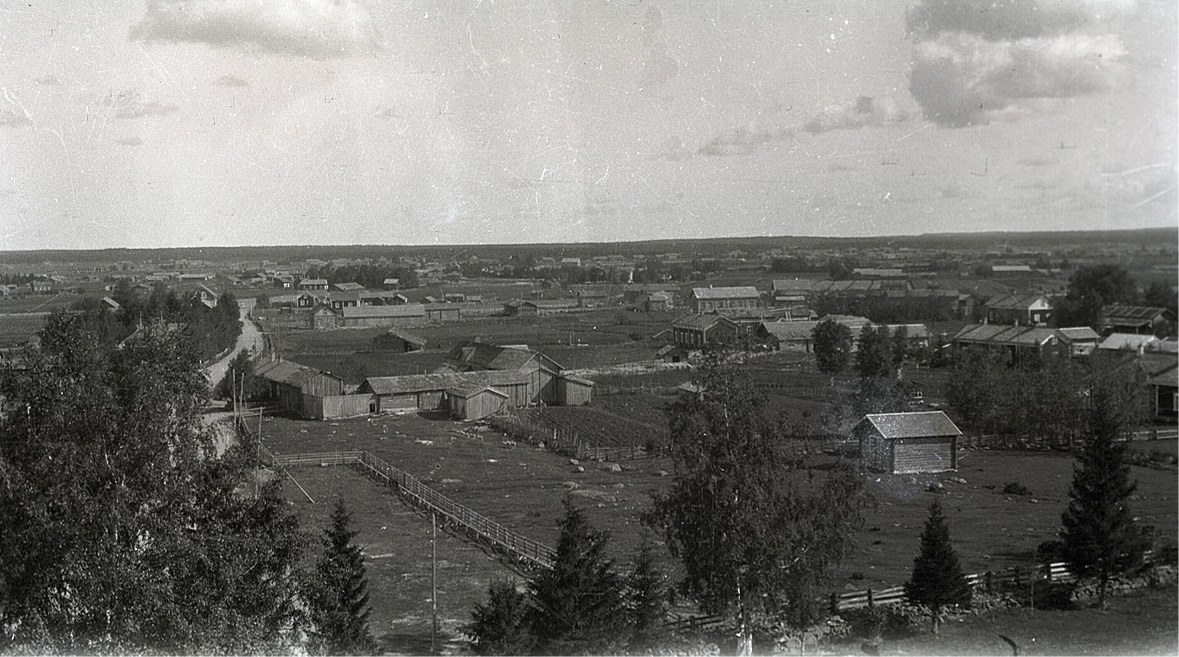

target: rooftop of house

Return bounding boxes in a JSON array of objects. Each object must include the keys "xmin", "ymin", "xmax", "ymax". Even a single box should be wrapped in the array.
[
  {"xmin": 671, "ymin": 313, "xmax": 739, "ymax": 330},
  {"xmin": 859, "ymin": 411, "xmax": 962, "ymax": 439},
  {"xmin": 340, "ymin": 304, "xmax": 426, "ymax": 318},
  {"xmin": 690, "ymin": 286, "xmax": 760, "ymax": 300},
  {"xmin": 254, "ymin": 359, "xmax": 341, "ymax": 387},
  {"xmin": 985, "ymin": 293, "xmax": 1049, "ymax": 310},
  {"xmin": 1100, "ymin": 304, "xmax": 1174, "ymax": 323},
  {"xmin": 360, "ymin": 370, "xmax": 529, "ymax": 395}
]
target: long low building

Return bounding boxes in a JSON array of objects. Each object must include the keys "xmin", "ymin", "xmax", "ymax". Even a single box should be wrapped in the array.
[
  {"xmin": 339, "ymin": 304, "xmax": 426, "ymax": 328},
  {"xmin": 359, "ymin": 371, "xmax": 533, "ymax": 413}
]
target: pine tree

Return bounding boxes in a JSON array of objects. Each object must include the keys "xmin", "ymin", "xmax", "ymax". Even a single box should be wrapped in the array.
[
  {"xmin": 308, "ymin": 498, "xmax": 375, "ymax": 655},
  {"xmin": 855, "ymin": 323, "xmax": 894, "ymax": 379},
  {"xmin": 1060, "ymin": 382, "xmax": 1146, "ymax": 608},
  {"xmin": 625, "ymin": 539, "xmax": 667, "ymax": 644},
  {"xmin": 905, "ymin": 499, "xmax": 971, "ymax": 635},
  {"xmin": 467, "ymin": 580, "xmax": 535, "ymax": 656},
  {"xmin": 529, "ymin": 498, "xmax": 626, "ymax": 654}
]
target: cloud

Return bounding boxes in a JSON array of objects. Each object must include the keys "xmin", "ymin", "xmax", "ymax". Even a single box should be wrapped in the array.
[
  {"xmin": 35, "ymin": 74, "xmax": 61, "ymax": 86},
  {"xmin": 0, "ymin": 109, "xmax": 31, "ymax": 128},
  {"xmin": 804, "ymin": 96, "xmax": 911, "ymax": 134},
  {"xmin": 906, "ymin": 0, "xmax": 1129, "ymax": 127},
  {"xmin": 697, "ymin": 125, "xmax": 796, "ymax": 157},
  {"xmin": 214, "ymin": 74, "xmax": 249, "ymax": 87},
  {"xmin": 637, "ymin": 6, "xmax": 679, "ymax": 94},
  {"xmin": 130, "ymin": 0, "xmax": 380, "ymax": 59},
  {"xmin": 117, "ymin": 136, "xmax": 144, "ymax": 147}
]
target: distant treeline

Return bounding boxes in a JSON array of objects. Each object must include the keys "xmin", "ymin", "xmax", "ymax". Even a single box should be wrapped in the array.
[{"xmin": 2, "ymin": 227, "xmax": 1174, "ymax": 264}]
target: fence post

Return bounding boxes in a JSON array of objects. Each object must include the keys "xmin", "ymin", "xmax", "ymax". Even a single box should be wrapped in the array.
[
  {"xmin": 866, "ymin": 588, "xmax": 874, "ymax": 608},
  {"xmin": 985, "ymin": 571, "xmax": 993, "ymax": 593},
  {"xmin": 830, "ymin": 592, "xmax": 839, "ymax": 615}
]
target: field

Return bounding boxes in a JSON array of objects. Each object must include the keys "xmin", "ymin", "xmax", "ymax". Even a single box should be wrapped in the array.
[
  {"xmin": 0, "ymin": 312, "xmax": 48, "ymax": 347},
  {"xmin": 260, "ymin": 410, "xmax": 1179, "ymax": 651}
]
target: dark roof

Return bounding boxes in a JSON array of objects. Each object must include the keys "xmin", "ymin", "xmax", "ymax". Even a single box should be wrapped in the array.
[
  {"xmin": 361, "ymin": 371, "xmax": 528, "ymax": 395},
  {"xmin": 671, "ymin": 314, "xmax": 739, "ymax": 330},
  {"xmin": 254, "ymin": 359, "xmax": 341, "ymax": 387},
  {"xmin": 772, "ymin": 279, "xmax": 815, "ymax": 293},
  {"xmin": 859, "ymin": 411, "xmax": 962, "ymax": 439},
  {"xmin": 1100, "ymin": 304, "xmax": 1173, "ymax": 325},
  {"xmin": 953, "ymin": 324, "xmax": 1061, "ymax": 346},
  {"xmin": 560, "ymin": 374, "xmax": 595, "ymax": 387},
  {"xmin": 447, "ymin": 341, "xmax": 561, "ymax": 372},
  {"xmin": 446, "ymin": 383, "xmax": 509, "ymax": 398},
  {"xmin": 985, "ymin": 293, "xmax": 1050, "ymax": 311},
  {"xmin": 375, "ymin": 327, "xmax": 426, "ymax": 346},
  {"xmin": 1058, "ymin": 327, "xmax": 1100, "ymax": 342},
  {"xmin": 341, "ymin": 304, "xmax": 425, "ymax": 318}
]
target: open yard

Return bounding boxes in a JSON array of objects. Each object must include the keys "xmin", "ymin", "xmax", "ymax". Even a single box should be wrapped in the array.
[{"xmin": 260, "ymin": 410, "xmax": 1178, "ymax": 652}]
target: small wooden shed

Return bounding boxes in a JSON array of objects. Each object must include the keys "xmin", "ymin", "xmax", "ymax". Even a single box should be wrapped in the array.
[
  {"xmin": 854, "ymin": 411, "xmax": 961, "ymax": 474},
  {"xmin": 373, "ymin": 327, "xmax": 427, "ymax": 353},
  {"xmin": 557, "ymin": 375, "xmax": 594, "ymax": 406},
  {"xmin": 447, "ymin": 384, "xmax": 509, "ymax": 421}
]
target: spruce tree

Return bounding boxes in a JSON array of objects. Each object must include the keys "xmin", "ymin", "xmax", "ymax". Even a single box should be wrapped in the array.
[
  {"xmin": 625, "ymin": 539, "xmax": 667, "ymax": 644},
  {"xmin": 855, "ymin": 323, "xmax": 894, "ymax": 379},
  {"xmin": 467, "ymin": 580, "xmax": 535, "ymax": 656},
  {"xmin": 528, "ymin": 498, "xmax": 626, "ymax": 654},
  {"xmin": 308, "ymin": 498, "xmax": 375, "ymax": 655},
  {"xmin": 1060, "ymin": 383, "xmax": 1145, "ymax": 608},
  {"xmin": 905, "ymin": 499, "xmax": 971, "ymax": 635}
]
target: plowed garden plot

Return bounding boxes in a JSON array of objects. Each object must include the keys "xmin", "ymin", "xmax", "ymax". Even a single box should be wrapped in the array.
[{"xmin": 520, "ymin": 404, "xmax": 669, "ymax": 449}]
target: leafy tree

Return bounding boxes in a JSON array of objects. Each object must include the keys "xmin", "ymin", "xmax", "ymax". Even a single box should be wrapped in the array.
[
  {"xmin": 1055, "ymin": 264, "xmax": 1138, "ymax": 327},
  {"xmin": 467, "ymin": 581, "xmax": 535, "ymax": 656},
  {"xmin": 0, "ymin": 314, "xmax": 304, "ymax": 653},
  {"xmin": 905, "ymin": 500, "xmax": 971, "ymax": 634},
  {"xmin": 1060, "ymin": 377, "xmax": 1148, "ymax": 608},
  {"xmin": 307, "ymin": 499, "xmax": 375, "ymax": 655},
  {"xmin": 648, "ymin": 360, "xmax": 868, "ymax": 653},
  {"xmin": 528, "ymin": 498, "xmax": 626, "ymax": 654},
  {"xmin": 855, "ymin": 323, "xmax": 894, "ymax": 379},
  {"xmin": 812, "ymin": 319, "xmax": 853, "ymax": 374},
  {"xmin": 625, "ymin": 539, "xmax": 667, "ymax": 644}
]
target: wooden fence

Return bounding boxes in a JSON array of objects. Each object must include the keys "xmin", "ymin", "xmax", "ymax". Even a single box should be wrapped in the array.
[
  {"xmin": 487, "ymin": 412, "xmax": 662, "ymax": 463},
  {"xmin": 960, "ymin": 427, "xmax": 1177, "ymax": 450},
  {"xmin": 267, "ymin": 449, "xmax": 556, "ymax": 573},
  {"xmin": 829, "ymin": 550, "xmax": 1155, "ymax": 613}
]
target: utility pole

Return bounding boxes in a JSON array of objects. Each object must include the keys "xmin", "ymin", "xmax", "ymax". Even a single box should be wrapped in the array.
[{"xmin": 432, "ymin": 511, "xmax": 439, "ymax": 655}]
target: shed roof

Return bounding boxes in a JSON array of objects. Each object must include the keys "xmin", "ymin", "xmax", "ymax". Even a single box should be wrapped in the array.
[
  {"xmin": 375, "ymin": 327, "xmax": 427, "ymax": 346},
  {"xmin": 671, "ymin": 314, "xmax": 739, "ymax": 331},
  {"xmin": 447, "ymin": 341, "xmax": 562, "ymax": 372},
  {"xmin": 860, "ymin": 412, "xmax": 962, "ymax": 439},
  {"xmin": 1100, "ymin": 304, "xmax": 1173, "ymax": 324},
  {"xmin": 446, "ymin": 383, "xmax": 509, "ymax": 398},
  {"xmin": 1058, "ymin": 327, "xmax": 1100, "ymax": 342},
  {"xmin": 254, "ymin": 359, "xmax": 341, "ymax": 387},
  {"xmin": 340, "ymin": 304, "xmax": 425, "ymax": 318},
  {"xmin": 986, "ymin": 293, "xmax": 1049, "ymax": 310},
  {"xmin": 690, "ymin": 286, "xmax": 760, "ymax": 300},
  {"xmin": 361, "ymin": 370, "xmax": 528, "ymax": 395},
  {"xmin": 333, "ymin": 282, "xmax": 365, "ymax": 291}
]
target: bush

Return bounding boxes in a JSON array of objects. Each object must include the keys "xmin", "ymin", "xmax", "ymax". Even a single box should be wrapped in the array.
[
  {"xmin": 1036, "ymin": 539, "xmax": 1065, "ymax": 563},
  {"xmin": 842, "ymin": 604, "xmax": 926, "ymax": 640},
  {"xmin": 1002, "ymin": 481, "xmax": 1032, "ymax": 496}
]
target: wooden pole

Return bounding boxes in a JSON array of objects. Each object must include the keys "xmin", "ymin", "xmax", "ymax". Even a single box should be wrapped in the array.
[{"xmin": 431, "ymin": 511, "xmax": 439, "ymax": 655}]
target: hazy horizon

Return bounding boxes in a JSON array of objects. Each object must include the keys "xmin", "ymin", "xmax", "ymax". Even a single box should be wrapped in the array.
[{"xmin": 2, "ymin": 1, "xmax": 1175, "ymax": 251}]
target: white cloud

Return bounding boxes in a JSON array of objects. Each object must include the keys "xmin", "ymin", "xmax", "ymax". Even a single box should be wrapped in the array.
[{"xmin": 131, "ymin": 0, "xmax": 380, "ymax": 59}]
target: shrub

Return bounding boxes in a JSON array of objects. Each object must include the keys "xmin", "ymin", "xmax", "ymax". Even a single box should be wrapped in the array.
[
  {"xmin": 842, "ymin": 604, "xmax": 926, "ymax": 640},
  {"xmin": 1002, "ymin": 481, "xmax": 1032, "ymax": 496}
]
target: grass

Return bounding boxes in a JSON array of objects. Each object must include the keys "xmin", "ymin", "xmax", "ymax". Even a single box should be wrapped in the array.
[
  {"xmin": 0, "ymin": 313, "xmax": 47, "ymax": 347},
  {"xmin": 262, "ymin": 410, "xmax": 1178, "ymax": 651},
  {"xmin": 855, "ymin": 583, "xmax": 1177, "ymax": 655}
]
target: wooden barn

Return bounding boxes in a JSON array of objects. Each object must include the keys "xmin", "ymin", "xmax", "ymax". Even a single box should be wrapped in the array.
[
  {"xmin": 372, "ymin": 327, "xmax": 427, "ymax": 352},
  {"xmin": 310, "ymin": 306, "xmax": 338, "ymax": 330},
  {"xmin": 253, "ymin": 358, "xmax": 345, "ymax": 418},
  {"xmin": 447, "ymin": 383, "xmax": 509, "ymax": 420},
  {"xmin": 854, "ymin": 411, "xmax": 961, "ymax": 474},
  {"xmin": 556, "ymin": 375, "xmax": 594, "ymax": 406},
  {"xmin": 358, "ymin": 371, "xmax": 531, "ymax": 413},
  {"xmin": 339, "ymin": 304, "xmax": 426, "ymax": 328},
  {"xmin": 444, "ymin": 341, "xmax": 566, "ymax": 405}
]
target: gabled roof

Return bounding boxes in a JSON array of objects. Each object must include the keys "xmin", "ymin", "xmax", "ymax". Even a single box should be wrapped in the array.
[
  {"xmin": 446, "ymin": 383, "xmax": 509, "ymax": 398},
  {"xmin": 375, "ymin": 327, "xmax": 426, "ymax": 346},
  {"xmin": 859, "ymin": 411, "xmax": 962, "ymax": 439},
  {"xmin": 690, "ymin": 286, "xmax": 760, "ymax": 300},
  {"xmin": 671, "ymin": 313, "xmax": 739, "ymax": 331},
  {"xmin": 760, "ymin": 321, "xmax": 819, "ymax": 341},
  {"xmin": 986, "ymin": 293, "xmax": 1050, "ymax": 310},
  {"xmin": 953, "ymin": 324, "xmax": 1060, "ymax": 346},
  {"xmin": 340, "ymin": 304, "xmax": 425, "ymax": 318},
  {"xmin": 360, "ymin": 370, "xmax": 529, "ymax": 395},
  {"xmin": 1099, "ymin": 304, "xmax": 1173, "ymax": 324},
  {"xmin": 333, "ymin": 282, "xmax": 365, "ymax": 291},
  {"xmin": 299, "ymin": 279, "xmax": 328, "ymax": 286},
  {"xmin": 772, "ymin": 279, "xmax": 815, "ymax": 293},
  {"xmin": 1058, "ymin": 327, "xmax": 1100, "ymax": 342},
  {"xmin": 447, "ymin": 341, "xmax": 561, "ymax": 372},
  {"xmin": 1097, "ymin": 333, "xmax": 1160, "ymax": 351},
  {"xmin": 254, "ymin": 359, "xmax": 342, "ymax": 387}
]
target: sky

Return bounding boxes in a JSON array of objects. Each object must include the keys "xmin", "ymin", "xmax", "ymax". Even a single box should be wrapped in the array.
[{"xmin": 0, "ymin": 0, "xmax": 1175, "ymax": 250}]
